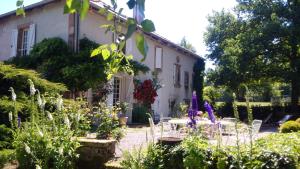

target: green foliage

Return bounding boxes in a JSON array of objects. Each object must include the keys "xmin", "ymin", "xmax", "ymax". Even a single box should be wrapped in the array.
[
  {"xmin": 14, "ymin": 122, "xmax": 80, "ymax": 169},
  {"xmin": 192, "ymin": 59, "xmax": 205, "ymax": 110},
  {"xmin": 132, "ymin": 104, "xmax": 149, "ymax": 123},
  {"xmin": 203, "ymin": 86, "xmax": 222, "ymax": 106},
  {"xmin": 0, "ymin": 125, "xmax": 13, "ymax": 150},
  {"xmin": 95, "ymin": 103, "xmax": 125, "ymax": 141},
  {"xmin": 179, "ymin": 36, "xmax": 196, "ymax": 53},
  {"xmin": 0, "ymin": 62, "xmax": 67, "ymax": 95},
  {"xmin": 121, "ymin": 145, "xmax": 145, "ymax": 169},
  {"xmin": 8, "ymin": 38, "xmax": 108, "ymax": 92},
  {"xmin": 280, "ymin": 121, "xmax": 300, "ymax": 133},
  {"xmin": 0, "ymin": 149, "xmax": 16, "ymax": 168},
  {"xmin": 10, "ymin": 84, "xmax": 91, "ymax": 169},
  {"xmin": 205, "ymin": 0, "xmax": 300, "ymax": 113}
]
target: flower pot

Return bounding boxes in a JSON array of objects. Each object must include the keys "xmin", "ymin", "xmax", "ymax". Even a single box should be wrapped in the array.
[
  {"xmin": 119, "ymin": 116, "xmax": 128, "ymax": 126},
  {"xmin": 76, "ymin": 138, "xmax": 117, "ymax": 169}
]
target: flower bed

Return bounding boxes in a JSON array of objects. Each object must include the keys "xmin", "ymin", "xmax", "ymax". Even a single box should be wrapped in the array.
[{"xmin": 121, "ymin": 132, "xmax": 300, "ymax": 169}]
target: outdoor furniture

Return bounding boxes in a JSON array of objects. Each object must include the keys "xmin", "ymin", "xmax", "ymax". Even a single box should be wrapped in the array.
[{"xmin": 251, "ymin": 119, "xmax": 262, "ymax": 140}]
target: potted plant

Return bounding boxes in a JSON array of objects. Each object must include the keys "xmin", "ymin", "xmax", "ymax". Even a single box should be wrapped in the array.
[{"xmin": 117, "ymin": 101, "xmax": 129, "ymax": 126}]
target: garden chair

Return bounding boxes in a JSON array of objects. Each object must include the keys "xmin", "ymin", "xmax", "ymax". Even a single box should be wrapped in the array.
[
  {"xmin": 221, "ymin": 117, "xmax": 236, "ymax": 135},
  {"xmin": 250, "ymin": 119, "xmax": 262, "ymax": 140}
]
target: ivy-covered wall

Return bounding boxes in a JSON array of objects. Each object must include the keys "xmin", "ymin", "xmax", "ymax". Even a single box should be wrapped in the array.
[{"xmin": 192, "ymin": 58, "xmax": 205, "ymax": 111}]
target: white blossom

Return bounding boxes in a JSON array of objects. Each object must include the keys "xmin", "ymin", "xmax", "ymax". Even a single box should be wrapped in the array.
[
  {"xmin": 59, "ymin": 147, "xmax": 63, "ymax": 155},
  {"xmin": 36, "ymin": 90, "xmax": 42, "ymax": 108},
  {"xmin": 64, "ymin": 115, "xmax": 70, "ymax": 129},
  {"xmin": 47, "ymin": 112, "xmax": 53, "ymax": 121},
  {"xmin": 56, "ymin": 96, "xmax": 63, "ymax": 112},
  {"xmin": 28, "ymin": 79, "xmax": 36, "ymax": 96},
  {"xmin": 8, "ymin": 112, "xmax": 13, "ymax": 122},
  {"xmin": 37, "ymin": 129, "xmax": 44, "ymax": 137},
  {"xmin": 24, "ymin": 143, "xmax": 31, "ymax": 154},
  {"xmin": 9, "ymin": 87, "xmax": 16, "ymax": 101},
  {"xmin": 35, "ymin": 165, "xmax": 41, "ymax": 169}
]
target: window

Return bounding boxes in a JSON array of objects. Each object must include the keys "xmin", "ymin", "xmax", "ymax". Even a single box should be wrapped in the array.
[
  {"xmin": 174, "ymin": 64, "xmax": 181, "ymax": 87},
  {"xmin": 21, "ymin": 29, "xmax": 28, "ymax": 56},
  {"xmin": 155, "ymin": 47, "xmax": 162, "ymax": 69},
  {"xmin": 17, "ymin": 28, "xmax": 29, "ymax": 56},
  {"xmin": 113, "ymin": 77, "xmax": 120, "ymax": 105},
  {"xmin": 184, "ymin": 71, "xmax": 189, "ymax": 89}
]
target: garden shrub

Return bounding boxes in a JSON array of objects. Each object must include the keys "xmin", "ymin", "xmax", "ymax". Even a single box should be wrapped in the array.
[
  {"xmin": 0, "ymin": 124, "xmax": 13, "ymax": 150},
  {"xmin": 121, "ymin": 132, "xmax": 300, "ymax": 169},
  {"xmin": 8, "ymin": 81, "xmax": 92, "ymax": 169},
  {"xmin": 280, "ymin": 121, "xmax": 300, "ymax": 133},
  {"xmin": 296, "ymin": 118, "xmax": 300, "ymax": 123},
  {"xmin": 0, "ymin": 149, "xmax": 15, "ymax": 168},
  {"xmin": 95, "ymin": 103, "xmax": 125, "ymax": 141},
  {"xmin": 217, "ymin": 103, "xmax": 300, "ymax": 122}
]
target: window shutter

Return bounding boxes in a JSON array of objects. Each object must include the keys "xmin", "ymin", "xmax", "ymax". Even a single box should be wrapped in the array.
[
  {"xmin": 155, "ymin": 47, "xmax": 162, "ymax": 69},
  {"xmin": 173, "ymin": 64, "xmax": 176, "ymax": 85},
  {"xmin": 27, "ymin": 24, "xmax": 36, "ymax": 55},
  {"xmin": 10, "ymin": 29, "xmax": 18, "ymax": 57}
]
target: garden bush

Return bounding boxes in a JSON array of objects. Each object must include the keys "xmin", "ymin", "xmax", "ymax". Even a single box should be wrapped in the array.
[
  {"xmin": 95, "ymin": 102, "xmax": 125, "ymax": 141},
  {"xmin": 0, "ymin": 149, "xmax": 15, "ymax": 168},
  {"xmin": 280, "ymin": 121, "xmax": 300, "ymax": 133},
  {"xmin": 0, "ymin": 124, "xmax": 13, "ymax": 150},
  {"xmin": 296, "ymin": 118, "xmax": 300, "ymax": 123},
  {"xmin": 5, "ymin": 80, "xmax": 93, "ymax": 169},
  {"xmin": 217, "ymin": 103, "xmax": 300, "ymax": 122},
  {"xmin": 121, "ymin": 132, "xmax": 300, "ymax": 169}
]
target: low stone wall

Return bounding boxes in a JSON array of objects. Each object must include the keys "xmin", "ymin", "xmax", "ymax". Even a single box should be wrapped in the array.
[{"xmin": 76, "ymin": 138, "xmax": 116, "ymax": 169}]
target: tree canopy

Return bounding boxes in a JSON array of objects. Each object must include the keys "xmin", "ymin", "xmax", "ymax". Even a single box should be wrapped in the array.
[{"xmin": 205, "ymin": 0, "xmax": 300, "ymax": 113}]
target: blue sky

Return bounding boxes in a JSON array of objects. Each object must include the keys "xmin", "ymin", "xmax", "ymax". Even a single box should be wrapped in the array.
[{"xmin": 0, "ymin": 0, "xmax": 237, "ymax": 69}]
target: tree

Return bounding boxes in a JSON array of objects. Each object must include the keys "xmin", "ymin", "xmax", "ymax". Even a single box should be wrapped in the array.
[
  {"xmin": 179, "ymin": 37, "xmax": 196, "ymax": 53},
  {"xmin": 236, "ymin": 0, "xmax": 300, "ymax": 113},
  {"xmin": 205, "ymin": 2, "xmax": 300, "ymax": 114}
]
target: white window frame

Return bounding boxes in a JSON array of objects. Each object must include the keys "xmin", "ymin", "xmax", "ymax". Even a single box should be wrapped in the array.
[
  {"xmin": 20, "ymin": 28, "xmax": 29, "ymax": 56},
  {"xmin": 113, "ymin": 77, "xmax": 121, "ymax": 105},
  {"xmin": 155, "ymin": 46, "xmax": 163, "ymax": 69}
]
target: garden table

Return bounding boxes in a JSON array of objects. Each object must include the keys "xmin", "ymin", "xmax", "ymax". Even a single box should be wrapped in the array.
[{"xmin": 168, "ymin": 118, "xmax": 234, "ymax": 127}]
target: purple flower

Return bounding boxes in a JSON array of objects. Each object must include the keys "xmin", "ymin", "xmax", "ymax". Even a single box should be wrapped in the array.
[
  {"xmin": 17, "ymin": 117, "xmax": 21, "ymax": 128},
  {"xmin": 204, "ymin": 101, "xmax": 216, "ymax": 123}
]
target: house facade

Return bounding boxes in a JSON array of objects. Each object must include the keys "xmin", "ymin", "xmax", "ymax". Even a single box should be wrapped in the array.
[{"xmin": 0, "ymin": 0, "xmax": 204, "ymax": 122}]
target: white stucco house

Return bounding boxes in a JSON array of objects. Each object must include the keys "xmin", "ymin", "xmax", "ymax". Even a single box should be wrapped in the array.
[{"xmin": 0, "ymin": 0, "xmax": 204, "ymax": 123}]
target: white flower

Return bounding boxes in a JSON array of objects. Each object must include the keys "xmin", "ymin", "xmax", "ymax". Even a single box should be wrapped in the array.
[
  {"xmin": 38, "ymin": 129, "xmax": 44, "ymax": 137},
  {"xmin": 76, "ymin": 113, "xmax": 81, "ymax": 122},
  {"xmin": 56, "ymin": 96, "xmax": 63, "ymax": 111},
  {"xmin": 28, "ymin": 79, "xmax": 36, "ymax": 96},
  {"xmin": 41, "ymin": 96, "xmax": 46, "ymax": 109},
  {"xmin": 64, "ymin": 115, "xmax": 70, "ymax": 129},
  {"xmin": 35, "ymin": 165, "xmax": 41, "ymax": 169},
  {"xmin": 24, "ymin": 143, "xmax": 31, "ymax": 154},
  {"xmin": 37, "ymin": 90, "xmax": 42, "ymax": 108},
  {"xmin": 8, "ymin": 112, "xmax": 13, "ymax": 122},
  {"xmin": 47, "ymin": 112, "xmax": 53, "ymax": 121},
  {"xmin": 9, "ymin": 87, "xmax": 16, "ymax": 101},
  {"xmin": 58, "ymin": 147, "xmax": 63, "ymax": 155}
]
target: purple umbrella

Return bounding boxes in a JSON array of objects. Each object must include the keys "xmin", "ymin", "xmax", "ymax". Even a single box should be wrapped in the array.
[{"xmin": 204, "ymin": 101, "xmax": 216, "ymax": 123}]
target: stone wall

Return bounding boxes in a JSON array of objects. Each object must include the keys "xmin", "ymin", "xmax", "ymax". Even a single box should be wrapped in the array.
[{"xmin": 77, "ymin": 138, "xmax": 116, "ymax": 169}]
